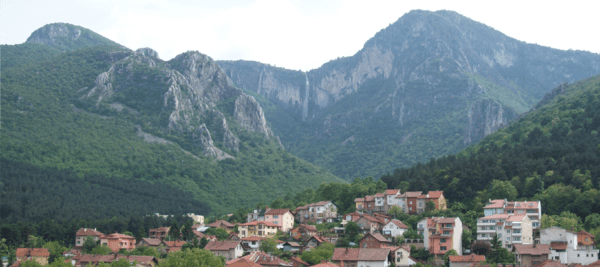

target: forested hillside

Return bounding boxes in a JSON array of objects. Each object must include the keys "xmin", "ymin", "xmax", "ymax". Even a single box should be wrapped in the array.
[
  {"xmin": 381, "ymin": 74, "xmax": 600, "ymax": 220},
  {"xmin": 0, "ymin": 24, "xmax": 344, "ymax": 216}
]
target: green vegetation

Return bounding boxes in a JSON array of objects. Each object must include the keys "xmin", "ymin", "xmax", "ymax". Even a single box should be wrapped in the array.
[
  {"xmin": 1, "ymin": 43, "xmax": 343, "ymax": 215},
  {"xmin": 465, "ymin": 72, "xmax": 532, "ymax": 113},
  {"xmin": 26, "ymin": 23, "xmax": 124, "ymax": 52}
]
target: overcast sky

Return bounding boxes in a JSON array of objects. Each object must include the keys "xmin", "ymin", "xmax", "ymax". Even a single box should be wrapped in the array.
[{"xmin": 1, "ymin": 0, "xmax": 599, "ymax": 71}]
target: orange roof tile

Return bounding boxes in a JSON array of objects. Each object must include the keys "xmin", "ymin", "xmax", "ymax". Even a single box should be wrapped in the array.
[
  {"xmin": 449, "ymin": 254, "xmax": 486, "ymax": 262},
  {"xmin": 265, "ymin": 209, "xmax": 291, "ymax": 215},
  {"xmin": 532, "ymin": 260, "xmax": 567, "ymax": 267},
  {"xmin": 76, "ymin": 228, "xmax": 104, "ymax": 237},
  {"xmin": 550, "ymin": 242, "xmax": 567, "ymax": 250},
  {"xmin": 332, "ymin": 248, "xmax": 390, "ymax": 261},
  {"xmin": 226, "ymin": 257, "xmax": 264, "ymax": 267},
  {"xmin": 513, "ymin": 244, "xmax": 551, "ymax": 255},
  {"xmin": 312, "ymin": 262, "xmax": 341, "ymax": 267},
  {"xmin": 205, "ymin": 240, "xmax": 241, "ymax": 251},
  {"xmin": 385, "ymin": 189, "xmax": 400, "ymax": 195}
]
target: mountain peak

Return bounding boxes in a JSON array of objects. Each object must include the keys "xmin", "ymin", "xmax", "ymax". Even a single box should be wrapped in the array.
[{"xmin": 26, "ymin": 23, "xmax": 123, "ymax": 52}]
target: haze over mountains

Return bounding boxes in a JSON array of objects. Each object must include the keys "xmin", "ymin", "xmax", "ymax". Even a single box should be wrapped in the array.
[
  {"xmin": 2, "ymin": 10, "xmax": 600, "ymax": 217},
  {"xmin": 219, "ymin": 10, "xmax": 600, "ymax": 179}
]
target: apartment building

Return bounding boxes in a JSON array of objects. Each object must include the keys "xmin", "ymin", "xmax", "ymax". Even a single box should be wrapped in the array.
[
  {"xmin": 476, "ymin": 214, "xmax": 533, "ymax": 249},
  {"xmin": 417, "ymin": 217, "xmax": 463, "ymax": 256},
  {"xmin": 484, "ymin": 199, "xmax": 542, "ymax": 230}
]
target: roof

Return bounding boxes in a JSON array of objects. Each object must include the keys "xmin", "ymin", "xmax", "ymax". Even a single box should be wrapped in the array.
[
  {"xmin": 385, "ymin": 189, "xmax": 400, "ymax": 195},
  {"xmin": 578, "ymin": 230, "xmax": 595, "ymax": 238},
  {"xmin": 388, "ymin": 219, "xmax": 409, "ymax": 229},
  {"xmin": 438, "ymin": 217, "xmax": 457, "ymax": 224},
  {"xmin": 226, "ymin": 258, "xmax": 264, "ymax": 267},
  {"xmin": 426, "ymin": 191, "xmax": 443, "ymax": 198},
  {"xmin": 513, "ymin": 244, "xmax": 551, "ymax": 255},
  {"xmin": 550, "ymin": 242, "xmax": 567, "ymax": 250},
  {"xmin": 311, "ymin": 262, "xmax": 340, "ymax": 267},
  {"xmin": 361, "ymin": 233, "xmax": 390, "ymax": 243},
  {"xmin": 205, "ymin": 240, "xmax": 241, "ymax": 251},
  {"xmin": 265, "ymin": 209, "xmax": 291, "ymax": 215},
  {"xmin": 374, "ymin": 193, "xmax": 385, "ymax": 198},
  {"xmin": 403, "ymin": 191, "xmax": 422, "ymax": 198},
  {"xmin": 484, "ymin": 199, "xmax": 505, "ymax": 209},
  {"xmin": 141, "ymin": 238, "xmax": 162, "ymax": 246},
  {"xmin": 364, "ymin": 195, "xmax": 375, "ymax": 202},
  {"xmin": 284, "ymin": 241, "xmax": 302, "ymax": 247},
  {"xmin": 163, "ymin": 240, "xmax": 187, "ymax": 247},
  {"xmin": 449, "ymin": 254, "xmax": 486, "ymax": 263},
  {"xmin": 354, "ymin": 198, "xmax": 365, "ymax": 202},
  {"xmin": 101, "ymin": 232, "xmax": 134, "ymax": 239},
  {"xmin": 290, "ymin": 256, "xmax": 309, "ymax": 266},
  {"xmin": 296, "ymin": 201, "xmax": 333, "ymax": 210},
  {"xmin": 149, "ymin": 227, "xmax": 170, "ymax": 232},
  {"xmin": 16, "ymin": 248, "xmax": 50, "ymax": 258},
  {"xmin": 506, "ymin": 201, "xmax": 539, "ymax": 209},
  {"xmin": 239, "ymin": 221, "xmax": 281, "ymax": 227},
  {"xmin": 332, "ymin": 248, "xmax": 390, "ymax": 262},
  {"xmin": 587, "ymin": 260, "xmax": 600, "ymax": 267},
  {"xmin": 243, "ymin": 251, "xmax": 292, "ymax": 266},
  {"xmin": 76, "ymin": 228, "xmax": 104, "ymax": 237},
  {"xmin": 532, "ymin": 260, "xmax": 567, "ymax": 267},
  {"xmin": 208, "ymin": 220, "xmax": 235, "ymax": 228},
  {"xmin": 73, "ymin": 254, "xmax": 156, "ymax": 265},
  {"xmin": 507, "ymin": 215, "xmax": 527, "ymax": 222},
  {"xmin": 300, "ymin": 224, "xmax": 318, "ymax": 232}
]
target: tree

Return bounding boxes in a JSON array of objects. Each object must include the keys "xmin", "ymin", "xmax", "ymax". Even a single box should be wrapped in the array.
[
  {"xmin": 300, "ymin": 242, "xmax": 334, "ymax": 265},
  {"xmin": 585, "ymin": 214, "xmax": 600, "ymax": 230},
  {"xmin": 169, "ymin": 222, "xmax": 180, "ymax": 240},
  {"xmin": 388, "ymin": 206, "xmax": 409, "ymax": 221},
  {"xmin": 43, "ymin": 241, "xmax": 67, "ymax": 263},
  {"xmin": 204, "ymin": 228, "xmax": 228, "ymax": 240},
  {"xmin": 158, "ymin": 248, "xmax": 225, "ymax": 267},
  {"xmin": 83, "ymin": 236, "xmax": 97, "ymax": 253},
  {"xmin": 259, "ymin": 237, "xmax": 281, "ymax": 256},
  {"xmin": 181, "ymin": 220, "xmax": 194, "ymax": 241},
  {"xmin": 90, "ymin": 245, "xmax": 112, "ymax": 255},
  {"xmin": 345, "ymin": 221, "xmax": 360, "ymax": 241},
  {"xmin": 524, "ymin": 174, "xmax": 544, "ymax": 197},
  {"xmin": 425, "ymin": 200, "xmax": 436, "ymax": 212},
  {"xmin": 470, "ymin": 241, "xmax": 491, "ymax": 256},
  {"xmin": 443, "ymin": 249, "xmax": 458, "ymax": 267},
  {"xmin": 489, "ymin": 180, "xmax": 518, "ymax": 200},
  {"xmin": 462, "ymin": 229, "xmax": 473, "ymax": 250}
]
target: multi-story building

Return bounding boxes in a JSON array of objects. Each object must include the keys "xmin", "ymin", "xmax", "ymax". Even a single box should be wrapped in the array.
[
  {"xmin": 100, "ymin": 232, "xmax": 136, "ymax": 253},
  {"xmin": 484, "ymin": 199, "xmax": 542, "ymax": 230},
  {"xmin": 264, "ymin": 209, "xmax": 294, "ymax": 232},
  {"xmin": 204, "ymin": 240, "xmax": 243, "ymax": 261},
  {"xmin": 355, "ymin": 198, "xmax": 365, "ymax": 211},
  {"xmin": 384, "ymin": 189, "xmax": 401, "ymax": 212},
  {"xmin": 513, "ymin": 244, "xmax": 551, "ymax": 267},
  {"xmin": 417, "ymin": 217, "xmax": 463, "ymax": 257},
  {"xmin": 294, "ymin": 201, "xmax": 338, "ymax": 223},
  {"xmin": 540, "ymin": 227, "xmax": 599, "ymax": 265},
  {"xmin": 238, "ymin": 221, "xmax": 280, "ymax": 238},
  {"xmin": 75, "ymin": 228, "xmax": 104, "ymax": 248},
  {"xmin": 476, "ymin": 214, "xmax": 533, "ymax": 249},
  {"xmin": 246, "ymin": 208, "xmax": 269, "ymax": 223},
  {"xmin": 332, "ymin": 248, "xmax": 390, "ymax": 267},
  {"xmin": 15, "ymin": 248, "xmax": 50, "ymax": 266},
  {"xmin": 149, "ymin": 227, "xmax": 170, "ymax": 239},
  {"xmin": 356, "ymin": 190, "xmax": 446, "ymax": 215},
  {"xmin": 208, "ymin": 220, "xmax": 235, "ymax": 233}
]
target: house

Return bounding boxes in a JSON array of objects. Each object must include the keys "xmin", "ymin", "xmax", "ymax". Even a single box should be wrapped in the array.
[
  {"xmin": 243, "ymin": 251, "xmax": 293, "ymax": 267},
  {"xmin": 265, "ymin": 209, "xmax": 295, "ymax": 232},
  {"xmin": 476, "ymin": 214, "xmax": 533, "ymax": 249},
  {"xmin": 290, "ymin": 224, "xmax": 318, "ymax": 241},
  {"xmin": 355, "ymin": 214, "xmax": 385, "ymax": 234},
  {"xmin": 417, "ymin": 217, "xmax": 463, "ymax": 257},
  {"xmin": 332, "ymin": 248, "xmax": 390, "ymax": 267},
  {"xmin": 289, "ymin": 256, "xmax": 310, "ymax": 267},
  {"xmin": 238, "ymin": 221, "xmax": 281, "ymax": 238},
  {"xmin": 295, "ymin": 201, "xmax": 338, "ymax": 223},
  {"xmin": 226, "ymin": 257, "xmax": 264, "ymax": 267},
  {"xmin": 62, "ymin": 248, "xmax": 81, "ymax": 258},
  {"xmin": 587, "ymin": 260, "xmax": 600, "ymax": 267},
  {"xmin": 205, "ymin": 240, "xmax": 244, "ymax": 261},
  {"xmin": 358, "ymin": 233, "xmax": 392, "ymax": 249},
  {"xmin": 311, "ymin": 261, "xmax": 340, "ymax": 267},
  {"xmin": 138, "ymin": 238, "xmax": 162, "ymax": 248},
  {"xmin": 186, "ymin": 213, "xmax": 204, "ymax": 225},
  {"xmin": 540, "ymin": 227, "xmax": 599, "ymax": 265},
  {"xmin": 344, "ymin": 211, "xmax": 364, "ymax": 223},
  {"xmin": 241, "ymin": 236, "xmax": 264, "ymax": 251},
  {"xmin": 75, "ymin": 228, "xmax": 104, "ymax": 248},
  {"xmin": 484, "ymin": 199, "xmax": 542, "ymax": 230},
  {"xmin": 247, "ymin": 208, "xmax": 270, "ymax": 222},
  {"xmin": 70, "ymin": 254, "xmax": 158, "ymax": 267},
  {"xmin": 99, "ymin": 232, "xmax": 136, "ymax": 253},
  {"xmin": 209, "ymin": 220, "xmax": 236, "ymax": 233},
  {"xmin": 394, "ymin": 191, "xmax": 447, "ymax": 215},
  {"xmin": 229, "ymin": 232, "xmax": 241, "ymax": 241},
  {"xmin": 355, "ymin": 198, "xmax": 365, "ymax": 211},
  {"xmin": 392, "ymin": 245, "xmax": 416, "ymax": 267},
  {"xmin": 282, "ymin": 242, "xmax": 302, "ymax": 252},
  {"xmin": 382, "ymin": 219, "xmax": 409, "ymax": 238},
  {"xmin": 384, "ymin": 189, "xmax": 401, "ymax": 212},
  {"xmin": 149, "ymin": 227, "xmax": 170, "ymax": 239},
  {"xmin": 163, "ymin": 240, "xmax": 186, "ymax": 253},
  {"xmin": 532, "ymin": 260, "xmax": 568, "ymax": 267},
  {"xmin": 512, "ymin": 244, "xmax": 551, "ymax": 267},
  {"xmin": 448, "ymin": 254, "xmax": 486, "ymax": 267},
  {"xmin": 15, "ymin": 248, "xmax": 50, "ymax": 266},
  {"xmin": 307, "ymin": 236, "xmax": 330, "ymax": 248}
]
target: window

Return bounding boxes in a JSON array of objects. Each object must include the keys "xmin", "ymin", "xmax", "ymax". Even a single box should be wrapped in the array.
[
  {"xmin": 274, "ymin": 215, "xmax": 279, "ymax": 219},
  {"xmin": 513, "ymin": 237, "xmax": 521, "ymax": 241},
  {"xmin": 440, "ymin": 246, "xmax": 447, "ymax": 251},
  {"xmin": 443, "ymin": 231, "xmax": 450, "ymax": 235},
  {"xmin": 514, "ymin": 229, "xmax": 521, "ymax": 233},
  {"xmin": 506, "ymin": 230, "xmax": 511, "ymax": 233},
  {"xmin": 507, "ymin": 244, "xmax": 511, "ymax": 248},
  {"xmin": 440, "ymin": 239, "xmax": 446, "ymax": 243}
]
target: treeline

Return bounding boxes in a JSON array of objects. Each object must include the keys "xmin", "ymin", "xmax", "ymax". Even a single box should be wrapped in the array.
[
  {"xmin": 0, "ymin": 158, "xmax": 210, "ymax": 223},
  {"xmin": 381, "ymin": 75, "xmax": 600, "ymax": 220}
]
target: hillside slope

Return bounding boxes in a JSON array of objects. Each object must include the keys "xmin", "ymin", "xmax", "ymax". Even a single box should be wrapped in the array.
[
  {"xmin": 0, "ymin": 24, "xmax": 344, "ymax": 216},
  {"xmin": 218, "ymin": 10, "xmax": 600, "ymax": 179}
]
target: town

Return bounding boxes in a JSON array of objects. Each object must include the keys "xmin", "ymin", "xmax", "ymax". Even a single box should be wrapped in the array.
[{"xmin": 5, "ymin": 189, "xmax": 599, "ymax": 267}]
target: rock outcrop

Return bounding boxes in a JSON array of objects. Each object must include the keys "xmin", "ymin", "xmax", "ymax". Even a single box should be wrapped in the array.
[{"xmin": 26, "ymin": 23, "xmax": 122, "ymax": 51}]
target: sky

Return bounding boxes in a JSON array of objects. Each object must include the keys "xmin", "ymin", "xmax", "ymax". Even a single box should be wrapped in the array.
[{"xmin": 1, "ymin": 0, "xmax": 599, "ymax": 71}]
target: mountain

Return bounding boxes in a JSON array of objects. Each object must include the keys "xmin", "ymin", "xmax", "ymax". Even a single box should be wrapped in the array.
[
  {"xmin": 218, "ymin": 10, "xmax": 600, "ymax": 179},
  {"xmin": 381, "ymin": 73, "xmax": 600, "ymax": 220},
  {"xmin": 0, "ymin": 25, "xmax": 344, "ymax": 217},
  {"xmin": 26, "ymin": 23, "xmax": 123, "ymax": 52}
]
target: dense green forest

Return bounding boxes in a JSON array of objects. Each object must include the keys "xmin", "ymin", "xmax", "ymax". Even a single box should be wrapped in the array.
[
  {"xmin": 380, "ymin": 74, "xmax": 600, "ymax": 220},
  {"xmin": 1, "ymin": 38, "xmax": 342, "ymax": 215}
]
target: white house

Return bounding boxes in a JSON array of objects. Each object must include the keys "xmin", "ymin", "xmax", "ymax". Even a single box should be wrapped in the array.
[{"xmin": 382, "ymin": 219, "xmax": 409, "ymax": 238}]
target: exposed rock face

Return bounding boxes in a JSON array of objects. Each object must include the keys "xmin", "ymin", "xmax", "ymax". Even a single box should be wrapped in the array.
[
  {"xmin": 218, "ymin": 10, "xmax": 600, "ymax": 178},
  {"xmin": 25, "ymin": 23, "xmax": 122, "ymax": 51},
  {"xmin": 82, "ymin": 49, "xmax": 275, "ymax": 160}
]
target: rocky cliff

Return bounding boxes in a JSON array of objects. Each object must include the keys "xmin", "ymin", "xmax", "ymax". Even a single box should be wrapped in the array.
[
  {"xmin": 219, "ymin": 10, "xmax": 600, "ymax": 179},
  {"xmin": 26, "ymin": 23, "xmax": 123, "ymax": 52},
  {"xmin": 82, "ymin": 47, "xmax": 275, "ymax": 160}
]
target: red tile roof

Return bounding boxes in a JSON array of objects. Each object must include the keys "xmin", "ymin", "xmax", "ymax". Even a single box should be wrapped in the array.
[
  {"xmin": 506, "ymin": 215, "xmax": 527, "ymax": 222},
  {"xmin": 513, "ymin": 244, "xmax": 551, "ymax": 255},
  {"xmin": 364, "ymin": 195, "xmax": 375, "ymax": 202},
  {"xmin": 389, "ymin": 219, "xmax": 409, "ymax": 229},
  {"xmin": 587, "ymin": 260, "xmax": 600, "ymax": 267},
  {"xmin": 354, "ymin": 198, "xmax": 365, "ymax": 202},
  {"xmin": 438, "ymin": 217, "xmax": 457, "ymax": 224},
  {"xmin": 449, "ymin": 254, "xmax": 486, "ymax": 263},
  {"xmin": 506, "ymin": 201, "xmax": 539, "ymax": 209},
  {"xmin": 16, "ymin": 248, "xmax": 50, "ymax": 258},
  {"xmin": 102, "ymin": 232, "xmax": 134, "ymax": 239},
  {"xmin": 290, "ymin": 256, "xmax": 309, "ymax": 266},
  {"xmin": 140, "ymin": 238, "xmax": 162, "ymax": 246},
  {"xmin": 403, "ymin": 191, "xmax": 422, "ymax": 198},
  {"xmin": 480, "ymin": 214, "xmax": 510, "ymax": 220},
  {"xmin": 76, "ymin": 228, "xmax": 104, "ymax": 237},
  {"xmin": 532, "ymin": 260, "xmax": 567, "ymax": 267},
  {"xmin": 550, "ymin": 242, "xmax": 567, "ymax": 250},
  {"xmin": 163, "ymin": 240, "xmax": 187, "ymax": 247},
  {"xmin": 374, "ymin": 193, "xmax": 385, "ymax": 198},
  {"xmin": 362, "ymin": 233, "xmax": 390, "ymax": 243},
  {"xmin": 299, "ymin": 224, "xmax": 318, "ymax": 232},
  {"xmin": 243, "ymin": 251, "xmax": 291, "ymax": 266},
  {"xmin": 205, "ymin": 240, "xmax": 241, "ymax": 251},
  {"xmin": 484, "ymin": 199, "xmax": 505, "ymax": 209},
  {"xmin": 426, "ymin": 191, "xmax": 443, "ymax": 198},
  {"xmin": 385, "ymin": 189, "xmax": 400, "ymax": 195},
  {"xmin": 209, "ymin": 220, "xmax": 235, "ymax": 228},
  {"xmin": 578, "ymin": 230, "xmax": 595, "ymax": 238},
  {"xmin": 73, "ymin": 254, "xmax": 157, "ymax": 265},
  {"xmin": 226, "ymin": 257, "xmax": 264, "ymax": 267},
  {"xmin": 332, "ymin": 248, "xmax": 390, "ymax": 262},
  {"xmin": 312, "ymin": 262, "xmax": 340, "ymax": 267}
]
